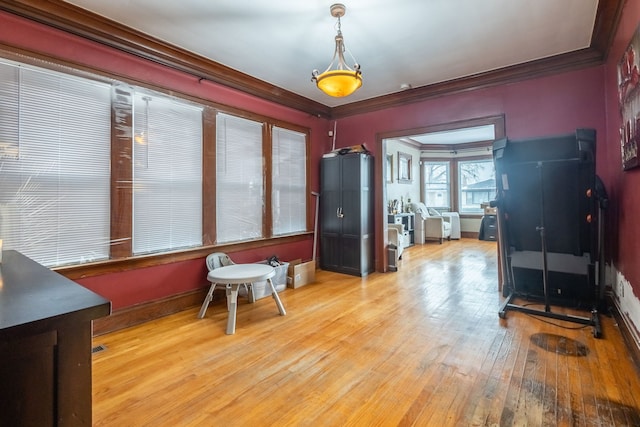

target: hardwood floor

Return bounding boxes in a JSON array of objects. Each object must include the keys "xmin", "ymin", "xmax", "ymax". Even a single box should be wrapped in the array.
[{"xmin": 92, "ymin": 239, "xmax": 640, "ymax": 426}]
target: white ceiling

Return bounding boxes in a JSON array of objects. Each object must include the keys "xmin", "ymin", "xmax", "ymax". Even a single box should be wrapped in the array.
[
  {"xmin": 63, "ymin": 0, "xmax": 599, "ymax": 108},
  {"xmin": 410, "ymin": 124, "xmax": 496, "ymax": 146}
]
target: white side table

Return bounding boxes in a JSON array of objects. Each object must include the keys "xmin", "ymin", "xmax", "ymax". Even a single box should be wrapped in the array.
[{"xmin": 199, "ymin": 264, "xmax": 286, "ymax": 334}]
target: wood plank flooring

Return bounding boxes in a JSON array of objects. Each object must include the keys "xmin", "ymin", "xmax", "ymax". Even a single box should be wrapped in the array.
[{"xmin": 92, "ymin": 239, "xmax": 640, "ymax": 426}]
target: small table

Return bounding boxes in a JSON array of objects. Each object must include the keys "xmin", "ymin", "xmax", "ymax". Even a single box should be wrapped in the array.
[{"xmin": 198, "ymin": 264, "xmax": 286, "ymax": 334}]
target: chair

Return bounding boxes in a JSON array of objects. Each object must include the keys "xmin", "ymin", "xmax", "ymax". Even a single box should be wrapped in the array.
[
  {"xmin": 198, "ymin": 252, "xmax": 254, "ymax": 318},
  {"xmin": 412, "ymin": 202, "xmax": 452, "ymax": 244},
  {"xmin": 441, "ymin": 212, "xmax": 461, "ymax": 239},
  {"xmin": 387, "ymin": 223, "xmax": 406, "ymax": 262}
]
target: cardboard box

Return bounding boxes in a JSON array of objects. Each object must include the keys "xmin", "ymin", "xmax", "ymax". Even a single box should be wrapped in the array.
[
  {"xmin": 287, "ymin": 259, "xmax": 316, "ymax": 289},
  {"xmin": 484, "ymin": 206, "xmax": 497, "ymax": 215}
]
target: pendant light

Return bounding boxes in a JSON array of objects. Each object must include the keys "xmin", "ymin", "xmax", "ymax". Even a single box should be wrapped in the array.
[{"xmin": 311, "ymin": 4, "xmax": 362, "ymax": 97}]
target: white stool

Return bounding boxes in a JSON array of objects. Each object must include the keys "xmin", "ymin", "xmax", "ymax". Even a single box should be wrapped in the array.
[{"xmin": 442, "ymin": 212, "xmax": 461, "ymax": 239}]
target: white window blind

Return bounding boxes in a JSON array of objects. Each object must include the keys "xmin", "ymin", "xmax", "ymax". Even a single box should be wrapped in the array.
[
  {"xmin": 0, "ymin": 60, "xmax": 111, "ymax": 267},
  {"xmin": 216, "ymin": 113, "xmax": 264, "ymax": 243},
  {"xmin": 132, "ymin": 91, "xmax": 203, "ymax": 255},
  {"xmin": 272, "ymin": 126, "xmax": 306, "ymax": 235}
]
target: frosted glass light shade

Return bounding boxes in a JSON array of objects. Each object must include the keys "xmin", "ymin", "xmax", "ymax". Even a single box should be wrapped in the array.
[{"xmin": 315, "ymin": 70, "xmax": 363, "ymax": 97}]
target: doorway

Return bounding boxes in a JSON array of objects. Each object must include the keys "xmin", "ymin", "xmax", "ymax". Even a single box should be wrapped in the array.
[{"xmin": 377, "ymin": 115, "xmax": 506, "ymax": 272}]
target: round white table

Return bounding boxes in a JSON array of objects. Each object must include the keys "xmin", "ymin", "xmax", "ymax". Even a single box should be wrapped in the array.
[{"xmin": 198, "ymin": 264, "xmax": 286, "ymax": 334}]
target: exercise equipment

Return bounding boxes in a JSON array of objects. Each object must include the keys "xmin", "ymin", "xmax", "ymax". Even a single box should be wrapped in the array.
[{"xmin": 492, "ymin": 129, "xmax": 607, "ymax": 337}]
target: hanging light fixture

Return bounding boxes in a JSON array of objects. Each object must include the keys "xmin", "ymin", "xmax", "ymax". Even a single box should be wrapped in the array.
[{"xmin": 312, "ymin": 3, "xmax": 362, "ymax": 97}]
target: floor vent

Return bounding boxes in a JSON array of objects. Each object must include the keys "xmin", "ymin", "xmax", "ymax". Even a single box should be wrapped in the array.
[{"xmin": 92, "ymin": 344, "xmax": 107, "ymax": 354}]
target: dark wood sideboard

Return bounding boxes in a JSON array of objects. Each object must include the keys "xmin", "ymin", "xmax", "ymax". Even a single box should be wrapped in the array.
[{"xmin": 0, "ymin": 250, "xmax": 111, "ymax": 426}]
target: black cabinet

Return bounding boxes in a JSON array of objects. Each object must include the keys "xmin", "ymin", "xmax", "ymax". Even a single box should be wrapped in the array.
[
  {"xmin": 320, "ymin": 152, "xmax": 374, "ymax": 276},
  {"xmin": 479, "ymin": 214, "xmax": 498, "ymax": 241},
  {"xmin": 0, "ymin": 250, "xmax": 111, "ymax": 426}
]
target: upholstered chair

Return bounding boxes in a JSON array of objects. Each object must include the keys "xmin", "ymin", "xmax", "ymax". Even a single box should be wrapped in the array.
[
  {"xmin": 387, "ymin": 223, "xmax": 407, "ymax": 259},
  {"xmin": 412, "ymin": 203, "xmax": 452, "ymax": 244}
]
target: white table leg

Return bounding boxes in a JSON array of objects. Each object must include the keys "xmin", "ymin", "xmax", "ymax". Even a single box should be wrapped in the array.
[
  {"xmin": 246, "ymin": 283, "xmax": 255, "ymax": 303},
  {"xmin": 197, "ymin": 283, "xmax": 216, "ymax": 319},
  {"xmin": 267, "ymin": 278, "xmax": 286, "ymax": 316},
  {"xmin": 226, "ymin": 283, "xmax": 240, "ymax": 334}
]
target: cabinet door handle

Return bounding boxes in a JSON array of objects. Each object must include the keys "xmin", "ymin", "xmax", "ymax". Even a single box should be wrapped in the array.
[{"xmin": 337, "ymin": 207, "xmax": 344, "ymax": 218}]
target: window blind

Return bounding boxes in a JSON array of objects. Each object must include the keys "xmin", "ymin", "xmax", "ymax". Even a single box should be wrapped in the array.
[
  {"xmin": 0, "ymin": 60, "xmax": 111, "ymax": 267},
  {"xmin": 272, "ymin": 126, "xmax": 306, "ymax": 235},
  {"xmin": 132, "ymin": 91, "xmax": 203, "ymax": 255},
  {"xmin": 216, "ymin": 113, "xmax": 264, "ymax": 243}
]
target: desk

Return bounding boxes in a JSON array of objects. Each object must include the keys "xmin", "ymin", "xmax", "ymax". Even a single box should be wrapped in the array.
[
  {"xmin": 0, "ymin": 250, "xmax": 111, "ymax": 425},
  {"xmin": 198, "ymin": 264, "xmax": 286, "ymax": 334}
]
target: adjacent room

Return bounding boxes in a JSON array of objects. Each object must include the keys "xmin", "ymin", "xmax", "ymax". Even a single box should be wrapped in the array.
[{"xmin": 1, "ymin": 1, "xmax": 640, "ymax": 425}]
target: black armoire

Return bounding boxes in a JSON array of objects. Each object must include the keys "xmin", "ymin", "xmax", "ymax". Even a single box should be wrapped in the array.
[{"xmin": 320, "ymin": 152, "xmax": 374, "ymax": 276}]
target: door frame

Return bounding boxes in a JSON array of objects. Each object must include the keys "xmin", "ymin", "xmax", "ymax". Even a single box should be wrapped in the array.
[{"xmin": 374, "ymin": 115, "xmax": 506, "ymax": 273}]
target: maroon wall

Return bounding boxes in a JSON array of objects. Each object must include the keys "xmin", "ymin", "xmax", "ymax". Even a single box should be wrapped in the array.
[
  {"xmin": 0, "ymin": 11, "xmax": 328, "ymax": 310},
  {"xmin": 602, "ymin": 1, "xmax": 640, "ymax": 293},
  {"xmin": 334, "ymin": 67, "xmax": 606, "ymax": 149}
]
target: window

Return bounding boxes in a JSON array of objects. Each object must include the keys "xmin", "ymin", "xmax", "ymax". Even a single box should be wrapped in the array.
[
  {"xmin": 272, "ymin": 126, "xmax": 306, "ymax": 235},
  {"xmin": 458, "ymin": 159, "xmax": 496, "ymax": 214},
  {"xmin": 0, "ymin": 55, "xmax": 310, "ymax": 269},
  {"xmin": 215, "ymin": 113, "xmax": 264, "ymax": 243},
  {"xmin": 132, "ymin": 90, "xmax": 203, "ymax": 255},
  {"xmin": 0, "ymin": 59, "xmax": 111, "ymax": 267},
  {"xmin": 422, "ymin": 161, "xmax": 451, "ymax": 210}
]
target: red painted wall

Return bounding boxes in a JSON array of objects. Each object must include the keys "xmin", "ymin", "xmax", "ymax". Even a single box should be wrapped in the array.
[
  {"xmin": 334, "ymin": 67, "xmax": 606, "ymax": 149},
  {"xmin": 602, "ymin": 1, "xmax": 640, "ymax": 293},
  {"xmin": 0, "ymin": 11, "xmax": 327, "ymax": 310}
]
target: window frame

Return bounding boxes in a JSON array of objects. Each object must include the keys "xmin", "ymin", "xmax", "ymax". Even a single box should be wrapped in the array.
[
  {"xmin": 214, "ymin": 112, "xmax": 266, "ymax": 244},
  {"xmin": 421, "ymin": 154, "xmax": 495, "ymax": 216},
  {"xmin": 0, "ymin": 59, "xmax": 113, "ymax": 267},
  {"xmin": 421, "ymin": 160, "xmax": 451, "ymax": 211},
  {"xmin": 271, "ymin": 125, "xmax": 308, "ymax": 237},
  {"xmin": 457, "ymin": 157, "xmax": 497, "ymax": 215}
]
